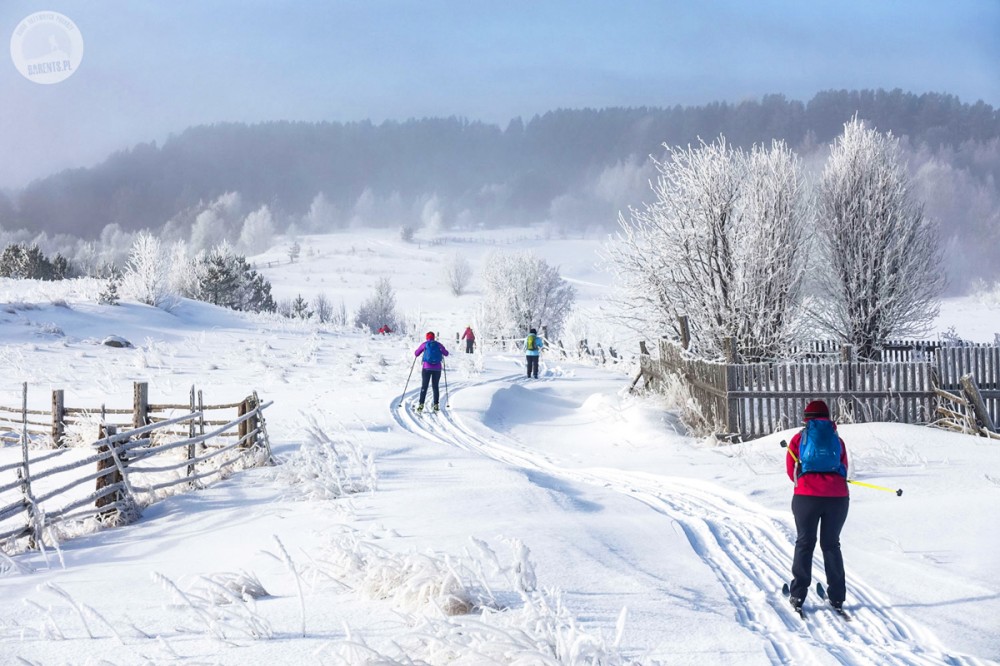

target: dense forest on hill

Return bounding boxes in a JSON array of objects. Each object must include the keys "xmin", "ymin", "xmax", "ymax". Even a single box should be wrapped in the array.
[{"xmin": 1, "ymin": 88, "xmax": 998, "ymax": 290}]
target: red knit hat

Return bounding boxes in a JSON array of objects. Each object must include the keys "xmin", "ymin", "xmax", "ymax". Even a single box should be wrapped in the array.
[
  {"xmin": 426, "ymin": 331, "xmax": 435, "ymax": 340},
  {"xmin": 803, "ymin": 400, "xmax": 830, "ymax": 420}
]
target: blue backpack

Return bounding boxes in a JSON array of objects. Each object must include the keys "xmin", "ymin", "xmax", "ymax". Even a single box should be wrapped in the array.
[
  {"xmin": 422, "ymin": 340, "xmax": 442, "ymax": 364},
  {"xmin": 798, "ymin": 419, "xmax": 846, "ymax": 476}
]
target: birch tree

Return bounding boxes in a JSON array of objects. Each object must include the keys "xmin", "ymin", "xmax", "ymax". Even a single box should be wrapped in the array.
[
  {"xmin": 605, "ymin": 138, "xmax": 809, "ymax": 360},
  {"xmin": 239, "ymin": 205, "xmax": 275, "ymax": 255},
  {"xmin": 480, "ymin": 250, "xmax": 575, "ymax": 338},
  {"xmin": 354, "ymin": 277, "xmax": 400, "ymax": 333},
  {"xmin": 121, "ymin": 231, "xmax": 172, "ymax": 308},
  {"xmin": 443, "ymin": 252, "xmax": 473, "ymax": 296},
  {"xmin": 731, "ymin": 141, "xmax": 810, "ymax": 360},
  {"xmin": 812, "ymin": 118, "xmax": 944, "ymax": 359}
]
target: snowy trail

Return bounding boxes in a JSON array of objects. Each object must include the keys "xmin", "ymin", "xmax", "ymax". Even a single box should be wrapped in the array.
[{"xmin": 392, "ymin": 375, "xmax": 987, "ymax": 666}]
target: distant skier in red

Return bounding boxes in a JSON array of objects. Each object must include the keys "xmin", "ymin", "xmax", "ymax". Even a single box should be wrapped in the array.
[
  {"xmin": 461, "ymin": 326, "xmax": 475, "ymax": 353},
  {"xmin": 378, "ymin": 324, "xmax": 392, "ymax": 335}
]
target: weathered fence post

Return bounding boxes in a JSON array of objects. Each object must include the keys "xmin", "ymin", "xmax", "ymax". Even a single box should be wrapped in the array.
[
  {"xmin": 95, "ymin": 424, "xmax": 123, "ymax": 520},
  {"xmin": 678, "ymin": 316, "xmax": 691, "ymax": 350},
  {"xmin": 187, "ymin": 385, "xmax": 196, "ymax": 481},
  {"xmin": 133, "ymin": 381, "xmax": 149, "ymax": 429},
  {"xmin": 20, "ymin": 383, "xmax": 39, "ymax": 548},
  {"xmin": 51, "ymin": 389, "xmax": 65, "ymax": 447},
  {"xmin": 960, "ymin": 374, "xmax": 995, "ymax": 433},
  {"xmin": 238, "ymin": 397, "xmax": 250, "ymax": 448},
  {"xmin": 725, "ymin": 364, "xmax": 740, "ymax": 437},
  {"xmin": 198, "ymin": 389, "xmax": 205, "ymax": 438},
  {"xmin": 252, "ymin": 390, "xmax": 272, "ymax": 461},
  {"xmin": 237, "ymin": 394, "xmax": 260, "ymax": 450}
]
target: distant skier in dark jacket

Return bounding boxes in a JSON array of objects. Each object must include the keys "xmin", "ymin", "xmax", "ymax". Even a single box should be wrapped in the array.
[
  {"xmin": 413, "ymin": 332, "xmax": 449, "ymax": 412},
  {"xmin": 461, "ymin": 326, "xmax": 475, "ymax": 353},
  {"xmin": 785, "ymin": 399, "xmax": 849, "ymax": 614}
]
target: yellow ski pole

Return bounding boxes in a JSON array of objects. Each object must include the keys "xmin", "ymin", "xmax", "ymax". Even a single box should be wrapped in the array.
[{"xmin": 780, "ymin": 440, "xmax": 903, "ymax": 497}]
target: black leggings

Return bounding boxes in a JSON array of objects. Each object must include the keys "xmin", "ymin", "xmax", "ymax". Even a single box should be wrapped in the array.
[
  {"xmin": 419, "ymin": 369, "xmax": 441, "ymax": 405},
  {"xmin": 526, "ymin": 356, "xmax": 539, "ymax": 378},
  {"xmin": 790, "ymin": 494, "xmax": 849, "ymax": 603}
]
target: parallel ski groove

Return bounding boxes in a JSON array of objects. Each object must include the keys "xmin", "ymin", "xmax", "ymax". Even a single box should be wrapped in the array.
[{"xmin": 393, "ymin": 377, "xmax": 986, "ymax": 666}]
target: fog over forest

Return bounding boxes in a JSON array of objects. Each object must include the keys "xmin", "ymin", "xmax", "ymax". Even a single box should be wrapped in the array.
[{"xmin": 1, "ymin": 89, "xmax": 998, "ymax": 293}]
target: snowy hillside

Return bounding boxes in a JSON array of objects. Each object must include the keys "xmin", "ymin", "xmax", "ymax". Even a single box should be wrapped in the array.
[{"xmin": 1, "ymin": 230, "xmax": 999, "ymax": 665}]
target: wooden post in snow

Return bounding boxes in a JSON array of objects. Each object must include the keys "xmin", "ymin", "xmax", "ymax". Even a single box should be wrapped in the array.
[
  {"xmin": 187, "ymin": 386, "xmax": 196, "ymax": 481},
  {"xmin": 95, "ymin": 424, "xmax": 123, "ymax": 519},
  {"xmin": 51, "ymin": 389, "xmax": 65, "ymax": 447},
  {"xmin": 960, "ymin": 374, "xmax": 995, "ymax": 433},
  {"xmin": 20, "ymin": 383, "xmax": 38, "ymax": 548},
  {"xmin": 133, "ymin": 381, "xmax": 149, "ymax": 430}
]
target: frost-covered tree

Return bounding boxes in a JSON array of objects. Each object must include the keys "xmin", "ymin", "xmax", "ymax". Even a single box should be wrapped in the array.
[
  {"xmin": 190, "ymin": 209, "xmax": 227, "ymax": 254},
  {"xmin": 121, "ymin": 231, "xmax": 171, "ymax": 308},
  {"xmin": 194, "ymin": 242, "xmax": 276, "ymax": 313},
  {"xmin": 813, "ymin": 118, "xmax": 944, "ymax": 359},
  {"xmin": 304, "ymin": 192, "xmax": 339, "ymax": 232},
  {"xmin": 313, "ymin": 293, "xmax": 333, "ymax": 323},
  {"xmin": 238, "ymin": 205, "xmax": 275, "ymax": 256},
  {"xmin": 354, "ymin": 277, "xmax": 400, "ymax": 333},
  {"xmin": 604, "ymin": 138, "xmax": 809, "ymax": 361},
  {"xmin": 98, "ymin": 264, "xmax": 121, "ymax": 305},
  {"xmin": 480, "ymin": 251, "xmax": 575, "ymax": 338},
  {"xmin": 0, "ymin": 243, "xmax": 62, "ymax": 280},
  {"xmin": 288, "ymin": 240, "xmax": 301, "ymax": 263},
  {"xmin": 167, "ymin": 240, "xmax": 200, "ymax": 298},
  {"xmin": 290, "ymin": 294, "xmax": 311, "ymax": 319},
  {"xmin": 730, "ymin": 141, "xmax": 810, "ymax": 360},
  {"xmin": 444, "ymin": 252, "xmax": 473, "ymax": 296}
]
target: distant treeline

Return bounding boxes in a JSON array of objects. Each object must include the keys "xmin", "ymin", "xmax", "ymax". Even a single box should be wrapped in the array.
[{"xmin": 1, "ymin": 88, "xmax": 999, "ymax": 289}]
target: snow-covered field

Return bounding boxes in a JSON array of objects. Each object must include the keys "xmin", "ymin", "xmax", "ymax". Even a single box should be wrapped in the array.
[{"xmin": 1, "ymin": 229, "xmax": 999, "ymax": 665}]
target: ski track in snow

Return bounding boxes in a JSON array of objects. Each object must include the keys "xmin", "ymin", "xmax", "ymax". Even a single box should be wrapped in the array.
[{"xmin": 392, "ymin": 374, "xmax": 988, "ymax": 666}]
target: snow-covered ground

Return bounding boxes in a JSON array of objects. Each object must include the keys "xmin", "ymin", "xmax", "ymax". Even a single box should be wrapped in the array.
[{"xmin": 1, "ymin": 229, "xmax": 999, "ymax": 665}]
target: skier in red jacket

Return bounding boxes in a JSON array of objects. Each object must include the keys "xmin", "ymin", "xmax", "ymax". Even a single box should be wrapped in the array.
[
  {"xmin": 461, "ymin": 326, "xmax": 475, "ymax": 353},
  {"xmin": 785, "ymin": 399, "xmax": 849, "ymax": 614}
]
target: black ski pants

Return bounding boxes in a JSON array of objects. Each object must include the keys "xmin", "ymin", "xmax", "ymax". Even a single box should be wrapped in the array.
[
  {"xmin": 790, "ymin": 494, "xmax": 849, "ymax": 603},
  {"xmin": 526, "ymin": 355, "xmax": 539, "ymax": 378},
  {"xmin": 465, "ymin": 339, "xmax": 474, "ymax": 353},
  {"xmin": 419, "ymin": 369, "xmax": 441, "ymax": 406}
]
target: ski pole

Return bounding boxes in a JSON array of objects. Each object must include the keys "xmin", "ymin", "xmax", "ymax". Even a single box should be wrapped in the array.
[
  {"xmin": 846, "ymin": 479, "xmax": 903, "ymax": 496},
  {"xmin": 400, "ymin": 355, "xmax": 417, "ymax": 406},
  {"xmin": 780, "ymin": 440, "xmax": 903, "ymax": 496},
  {"xmin": 442, "ymin": 360, "xmax": 450, "ymax": 408}
]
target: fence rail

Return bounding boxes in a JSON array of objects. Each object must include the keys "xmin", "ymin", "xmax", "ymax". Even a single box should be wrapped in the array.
[
  {"xmin": 0, "ymin": 383, "xmax": 272, "ymax": 553},
  {"xmin": 643, "ymin": 339, "xmax": 1000, "ymax": 440}
]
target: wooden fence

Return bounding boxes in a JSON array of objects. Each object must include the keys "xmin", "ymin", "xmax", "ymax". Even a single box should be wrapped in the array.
[
  {"xmin": 0, "ymin": 381, "xmax": 257, "ymax": 449},
  {"xmin": 0, "ymin": 383, "xmax": 272, "ymax": 554},
  {"xmin": 643, "ymin": 339, "xmax": 1000, "ymax": 440}
]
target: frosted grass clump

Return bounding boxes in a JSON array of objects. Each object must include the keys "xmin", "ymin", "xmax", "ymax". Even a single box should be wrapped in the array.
[
  {"xmin": 311, "ymin": 532, "xmax": 630, "ymax": 664},
  {"xmin": 269, "ymin": 415, "xmax": 377, "ymax": 500},
  {"xmin": 189, "ymin": 570, "xmax": 270, "ymax": 605},
  {"xmin": 154, "ymin": 571, "xmax": 273, "ymax": 641},
  {"xmin": 307, "ymin": 528, "xmax": 478, "ymax": 616}
]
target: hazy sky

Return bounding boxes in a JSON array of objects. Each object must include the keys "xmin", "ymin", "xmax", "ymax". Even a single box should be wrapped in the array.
[{"xmin": 1, "ymin": 0, "xmax": 998, "ymax": 189}]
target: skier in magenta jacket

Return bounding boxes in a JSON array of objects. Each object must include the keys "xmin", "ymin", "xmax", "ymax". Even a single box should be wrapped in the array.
[
  {"xmin": 413, "ymin": 332, "xmax": 449, "ymax": 412},
  {"xmin": 785, "ymin": 399, "xmax": 849, "ymax": 613}
]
